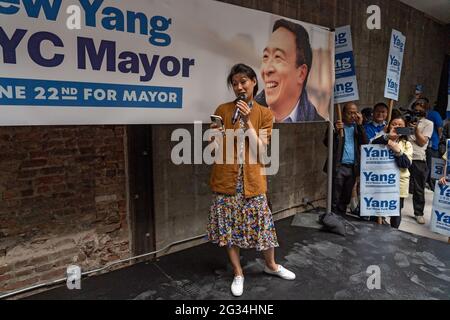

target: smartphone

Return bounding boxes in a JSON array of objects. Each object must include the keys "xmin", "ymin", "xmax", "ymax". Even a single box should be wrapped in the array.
[
  {"xmin": 210, "ymin": 115, "xmax": 223, "ymax": 128},
  {"xmin": 396, "ymin": 127, "xmax": 415, "ymax": 136}
]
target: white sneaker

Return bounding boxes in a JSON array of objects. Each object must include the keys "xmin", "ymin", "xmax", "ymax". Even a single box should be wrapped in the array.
[
  {"xmin": 264, "ymin": 265, "xmax": 296, "ymax": 280},
  {"xmin": 230, "ymin": 275, "xmax": 244, "ymax": 297}
]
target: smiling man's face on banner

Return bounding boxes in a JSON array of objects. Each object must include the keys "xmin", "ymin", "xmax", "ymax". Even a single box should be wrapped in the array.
[{"xmin": 261, "ymin": 27, "xmax": 308, "ymax": 121}]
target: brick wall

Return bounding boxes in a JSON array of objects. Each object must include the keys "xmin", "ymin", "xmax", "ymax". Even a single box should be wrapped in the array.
[{"xmin": 0, "ymin": 126, "xmax": 129, "ymax": 292}]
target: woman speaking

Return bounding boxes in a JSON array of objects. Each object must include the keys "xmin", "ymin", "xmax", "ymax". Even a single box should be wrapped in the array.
[{"xmin": 207, "ymin": 63, "xmax": 295, "ymax": 297}]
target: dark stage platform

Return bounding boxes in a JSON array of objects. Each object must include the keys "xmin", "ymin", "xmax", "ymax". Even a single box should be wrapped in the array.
[{"xmin": 25, "ymin": 215, "xmax": 450, "ymax": 300}]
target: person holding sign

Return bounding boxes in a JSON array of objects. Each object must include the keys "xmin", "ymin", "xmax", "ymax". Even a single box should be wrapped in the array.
[
  {"xmin": 208, "ymin": 63, "xmax": 295, "ymax": 297},
  {"xmin": 372, "ymin": 116, "xmax": 413, "ymax": 228},
  {"xmin": 325, "ymin": 102, "xmax": 368, "ymax": 216},
  {"xmin": 363, "ymin": 102, "xmax": 388, "ymax": 141}
]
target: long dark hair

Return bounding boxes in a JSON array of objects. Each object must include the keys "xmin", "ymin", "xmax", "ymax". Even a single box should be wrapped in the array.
[{"xmin": 227, "ymin": 63, "xmax": 258, "ymax": 97}]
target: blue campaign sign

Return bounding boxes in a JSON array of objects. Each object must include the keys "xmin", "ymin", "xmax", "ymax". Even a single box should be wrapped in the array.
[
  {"xmin": 334, "ymin": 25, "xmax": 359, "ymax": 104},
  {"xmin": 434, "ymin": 183, "xmax": 450, "ymax": 206},
  {"xmin": 335, "ymin": 52, "xmax": 356, "ymax": 78},
  {"xmin": 362, "ymin": 170, "xmax": 397, "ymax": 187},
  {"xmin": 431, "ymin": 181, "xmax": 450, "ymax": 236},
  {"xmin": 360, "ymin": 144, "xmax": 400, "ymax": 217},
  {"xmin": 361, "ymin": 194, "xmax": 400, "ymax": 217},
  {"xmin": 334, "ymin": 77, "xmax": 358, "ymax": 100},
  {"xmin": 335, "ymin": 32, "xmax": 347, "ymax": 47},
  {"xmin": 360, "ymin": 145, "xmax": 395, "ymax": 167},
  {"xmin": 430, "ymin": 157, "xmax": 445, "ymax": 180},
  {"xmin": 335, "ymin": 28, "xmax": 352, "ymax": 53},
  {"xmin": 430, "ymin": 210, "xmax": 450, "ymax": 236},
  {"xmin": 388, "ymin": 54, "xmax": 402, "ymax": 74},
  {"xmin": 384, "ymin": 29, "xmax": 406, "ymax": 101},
  {"xmin": 360, "ymin": 167, "xmax": 400, "ymax": 198}
]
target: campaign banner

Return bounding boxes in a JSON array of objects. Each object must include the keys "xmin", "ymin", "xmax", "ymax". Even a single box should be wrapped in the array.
[
  {"xmin": 384, "ymin": 29, "xmax": 406, "ymax": 101},
  {"xmin": 430, "ymin": 181, "xmax": 450, "ymax": 237},
  {"xmin": 360, "ymin": 144, "xmax": 400, "ymax": 217},
  {"xmin": 334, "ymin": 26, "xmax": 359, "ymax": 104},
  {"xmin": 0, "ymin": 0, "xmax": 334, "ymax": 125},
  {"xmin": 430, "ymin": 157, "xmax": 446, "ymax": 180}
]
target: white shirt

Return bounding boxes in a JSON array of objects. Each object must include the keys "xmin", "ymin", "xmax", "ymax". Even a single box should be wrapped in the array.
[
  {"xmin": 280, "ymin": 99, "xmax": 300, "ymax": 123},
  {"xmin": 409, "ymin": 118, "xmax": 434, "ymax": 161}
]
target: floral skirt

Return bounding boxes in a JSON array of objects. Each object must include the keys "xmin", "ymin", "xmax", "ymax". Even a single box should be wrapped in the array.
[{"xmin": 207, "ymin": 169, "xmax": 279, "ymax": 251}]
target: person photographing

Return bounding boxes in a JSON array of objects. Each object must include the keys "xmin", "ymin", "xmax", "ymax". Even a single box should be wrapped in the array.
[{"xmin": 407, "ymin": 101, "xmax": 434, "ymax": 224}]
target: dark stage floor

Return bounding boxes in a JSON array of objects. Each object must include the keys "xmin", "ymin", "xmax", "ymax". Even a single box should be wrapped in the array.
[{"xmin": 25, "ymin": 215, "xmax": 450, "ymax": 300}]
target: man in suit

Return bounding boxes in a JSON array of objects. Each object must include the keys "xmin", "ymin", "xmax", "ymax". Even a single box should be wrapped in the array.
[{"xmin": 256, "ymin": 19, "xmax": 323, "ymax": 122}]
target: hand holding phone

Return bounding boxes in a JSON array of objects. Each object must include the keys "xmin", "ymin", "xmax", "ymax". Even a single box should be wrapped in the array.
[
  {"xmin": 210, "ymin": 115, "xmax": 224, "ymax": 141},
  {"xmin": 395, "ymin": 127, "xmax": 415, "ymax": 136},
  {"xmin": 210, "ymin": 115, "xmax": 224, "ymax": 129}
]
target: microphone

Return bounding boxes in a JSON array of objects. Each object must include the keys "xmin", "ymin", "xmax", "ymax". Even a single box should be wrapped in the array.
[{"xmin": 232, "ymin": 93, "xmax": 247, "ymax": 124}]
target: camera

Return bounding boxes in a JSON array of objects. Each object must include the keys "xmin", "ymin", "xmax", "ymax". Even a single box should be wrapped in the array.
[
  {"xmin": 399, "ymin": 108, "xmax": 425, "ymax": 124},
  {"xmin": 402, "ymin": 109, "xmax": 419, "ymax": 124}
]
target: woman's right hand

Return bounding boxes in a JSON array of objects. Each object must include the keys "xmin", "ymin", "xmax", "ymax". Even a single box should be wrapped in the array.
[
  {"xmin": 210, "ymin": 122, "xmax": 224, "ymax": 131},
  {"xmin": 439, "ymin": 176, "xmax": 447, "ymax": 185}
]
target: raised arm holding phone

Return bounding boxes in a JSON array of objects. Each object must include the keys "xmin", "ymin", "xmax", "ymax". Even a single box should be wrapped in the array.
[{"xmin": 407, "ymin": 101, "xmax": 434, "ymax": 224}]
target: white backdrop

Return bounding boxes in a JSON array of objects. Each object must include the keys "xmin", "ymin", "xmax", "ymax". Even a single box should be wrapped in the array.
[{"xmin": 0, "ymin": 0, "xmax": 333, "ymax": 125}]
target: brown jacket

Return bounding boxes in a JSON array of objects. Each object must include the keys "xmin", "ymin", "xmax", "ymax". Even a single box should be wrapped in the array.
[{"xmin": 210, "ymin": 101, "xmax": 273, "ymax": 198}]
